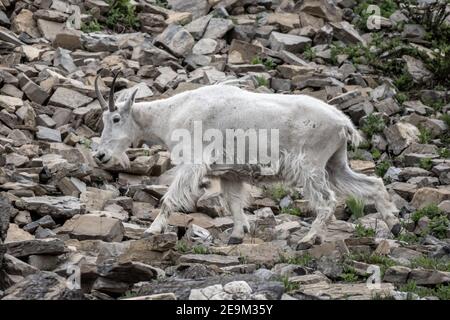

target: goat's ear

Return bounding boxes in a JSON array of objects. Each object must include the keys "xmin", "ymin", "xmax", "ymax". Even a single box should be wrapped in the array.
[{"xmin": 121, "ymin": 88, "xmax": 138, "ymax": 114}]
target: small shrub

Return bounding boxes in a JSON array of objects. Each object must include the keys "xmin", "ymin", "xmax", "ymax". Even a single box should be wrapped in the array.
[
  {"xmin": 280, "ymin": 206, "xmax": 302, "ymax": 216},
  {"xmin": 341, "ymin": 272, "xmax": 359, "ymax": 283},
  {"xmin": 411, "ymin": 204, "xmax": 442, "ymax": 223},
  {"xmin": 175, "ymin": 240, "xmax": 189, "ymax": 253},
  {"xmin": 400, "ymin": 281, "xmax": 450, "ymax": 300},
  {"xmin": 418, "ymin": 126, "xmax": 432, "ymax": 144},
  {"xmin": 268, "ymin": 184, "xmax": 289, "ymax": 201},
  {"xmin": 441, "ymin": 114, "xmax": 450, "ymax": 128},
  {"xmin": 279, "ymin": 253, "xmax": 314, "ymax": 266},
  {"xmin": 106, "ymin": 0, "xmax": 140, "ymax": 31},
  {"xmin": 375, "ymin": 161, "xmax": 390, "ymax": 178},
  {"xmin": 371, "ymin": 148, "xmax": 381, "ymax": 160},
  {"xmin": 346, "ymin": 196, "xmax": 365, "ymax": 219},
  {"xmin": 192, "ymin": 245, "xmax": 209, "ymax": 254},
  {"xmin": 429, "ymin": 215, "xmax": 450, "ymax": 239},
  {"xmin": 419, "ymin": 157, "xmax": 433, "ymax": 170},
  {"xmin": 361, "ymin": 114, "xmax": 385, "ymax": 138},
  {"xmin": 255, "ymin": 76, "xmax": 268, "ymax": 87},
  {"xmin": 251, "ymin": 56, "xmax": 263, "ymax": 65},
  {"xmin": 395, "ymin": 92, "xmax": 408, "ymax": 105},
  {"xmin": 281, "ymin": 275, "xmax": 300, "ymax": 292},
  {"xmin": 354, "ymin": 224, "xmax": 376, "ymax": 237},
  {"xmin": 394, "ymin": 72, "xmax": 414, "ymax": 91},
  {"xmin": 81, "ymin": 19, "xmax": 102, "ymax": 32},
  {"xmin": 438, "ymin": 148, "xmax": 450, "ymax": 158},
  {"xmin": 410, "ymin": 256, "xmax": 450, "ymax": 272},
  {"xmin": 303, "ymin": 45, "xmax": 316, "ymax": 60}
]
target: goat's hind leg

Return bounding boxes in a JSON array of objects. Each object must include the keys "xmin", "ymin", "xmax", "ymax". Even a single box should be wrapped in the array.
[
  {"xmin": 220, "ymin": 178, "xmax": 251, "ymax": 245},
  {"xmin": 327, "ymin": 145, "xmax": 401, "ymax": 236},
  {"xmin": 296, "ymin": 167, "xmax": 337, "ymax": 250},
  {"xmin": 144, "ymin": 164, "xmax": 207, "ymax": 236}
]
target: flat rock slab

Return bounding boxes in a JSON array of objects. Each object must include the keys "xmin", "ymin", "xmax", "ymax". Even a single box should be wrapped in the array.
[
  {"xmin": 16, "ymin": 196, "xmax": 84, "ymax": 219},
  {"xmin": 1, "ymin": 271, "xmax": 83, "ymax": 300},
  {"xmin": 179, "ymin": 254, "xmax": 240, "ymax": 267},
  {"xmin": 293, "ymin": 282, "xmax": 395, "ymax": 300},
  {"xmin": 58, "ymin": 214, "xmax": 124, "ymax": 242},
  {"xmin": 5, "ymin": 238, "xmax": 66, "ymax": 258},
  {"xmin": 49, "ymin": 87, "xmax": 93, "ymax": 109}
]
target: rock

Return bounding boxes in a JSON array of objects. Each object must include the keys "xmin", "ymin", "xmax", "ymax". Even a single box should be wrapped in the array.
[
  {"xmin": 269, "ymin": 32, "xmax": 311, "ymax": 53},
  {"xmin": 18, "ymin": 73, "xmax": 49, "ymax": 105},
  {"xmin": 192, "ymin": 38, "xmax": 218, "ymax": 55},
  {"xmin": 98, "ymin": 261, "xmax": 161, "ymax": 283},
  {"xmin": 53, "ymin": 48, "xmax": 77, "ymax": 73},
  {"xmin": 409, "ymin": 269, "xmax": 450, "ymax": 286},
  {"xmin": 403, "ymin": 55, "xmax": 433, "ymax": 83},
  {"xmin": 411, "ymin": 188, "xmax": 450, "ymax": 209},
  {"xmin": 168, "ymin": 0, "xmax": 210, "ymax": 20},
  {"xmin": 49, "ymin": 87, "xmax": 93, "ymax": 109},
  {"xmin": 267, "ymin": 13, "xmax": 300, "ymax": 32},
  {"xmin": 53, "ymin": 29, "xmax": 82, "ymax": 51},
  {"xmin": 1, "ymin": 271, "xmax": 83, "ymax": 300},
  {"xmin": 58, "ymin": 214, "xmax": 124, "ymax": 242},
  {"xmin": 5, "ymin": 238, "xmax": 66, "ymax": 258},
  {"xmin": 179, "ymin": 254, "xmax": 240, "ymax": 267},
  {"xmin": 294, "ymin": 282, "xmax": 395, "ymax": 300},
  {"xmin": 185, "ymin": 15, "xmax": 212, "ymax": 40},
  {"xmin": 299, "ymin": 0, "xmax": 343, "ymax": 22},
  {"xmin": 383, "ymin": 266, "xmax": 411, "ymax": 283},
  {"xmin": 16, "ymin": 196, "xmax": 84, "ymax": 219},
  {"xmin": 155, "ymin": 24, "xmax": 195, "ymax": 57},
  {"xmin": 23, "ymin": 216, "xmax": 56, "ymax": 234},
  {"xmin": 36, "ymin": 19, "xmax": 64, "ymax": 42},
  {"xmin": 12, "ymin": 9, "xmax": 40, "ymax": 38},
  {"xmin": 189, "ymin": 280, "xmax": 256, "ymax": 300},
  {"xmin": 203, "ymin": 18, "xmax": 234, "ymax": 39},
  {"xmin": 5, "ymin": 224, "xmax": 34, "ymax": 243},
  {"xmin": 36, "ymin": 126, "xmax": 62, "ymax": 143},
  {"xmin": 384, "ymin": 122, "xmax": 419, "ymax": 155},
  {"xmin": 330, "ymin": 21, "xmax": 366, "ymax": 45}
]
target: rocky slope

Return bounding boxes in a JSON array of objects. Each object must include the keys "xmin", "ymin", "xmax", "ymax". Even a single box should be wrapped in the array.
[{"xmin": 0, "ymin": 0, "xmax": 449, "ymax": 300}]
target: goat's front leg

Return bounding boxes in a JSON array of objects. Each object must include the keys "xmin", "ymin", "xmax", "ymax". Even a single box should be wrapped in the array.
[{"xmin": 144, "ymin": 164, "xmax": 207, "ymax": 236}]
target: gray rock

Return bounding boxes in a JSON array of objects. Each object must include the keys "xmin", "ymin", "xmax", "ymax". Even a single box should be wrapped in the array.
[
  {"xmin": 5, "ymin": 238, "xmax": 66, "ymax": 258},
  {"xmin": 168, "ymin": 0, "xmax": 210, "ymax": 20},
  {"xmin": 269, "ymin": 32, "xmax": 311, "ymax": 53},
  {"xmin": 203, "ymin": 18, "xmax": 234, "ymax": 39},
  {"xmin": 18, "ymin": 73, "xmax": 49, "ymax": 105},
  {"xmin": 36, "ymin": 126, "xmax": 62, "ymax": 142},
  {"xmin": 49, "ymin": 87, "xmax": 93, "ymax": 109},
  {"xmin": 16, "ymin": 196, "xmax": 84, "ymax": 219},
  {"xmin": 58, "ymin": 214, "xmax": 124, "ymax": 242},
  {"xmin": 384, "ymin": 122, "xmax": 419, "ymax": 155},
  {"xmin": 155, "ymin": 24, "xmax": 195, "ymax": 57},
  {"xmin": 179, "ymin": 254, "xmax": 240, "ymax": 267},
  {"xmin": 53, "ymin": 48, "xmax": 77, "ymax": 73},
  {"xmin": 1, "ymin": 271, "xmax": 83, "ymax": 300}
]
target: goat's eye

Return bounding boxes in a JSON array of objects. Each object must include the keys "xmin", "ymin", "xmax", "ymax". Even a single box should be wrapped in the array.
[{"xmin": 113, "ymin": 117, "xmax": 120, "ymax": 123}]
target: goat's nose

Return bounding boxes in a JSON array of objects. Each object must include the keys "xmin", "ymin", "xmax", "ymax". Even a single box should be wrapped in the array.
[{"xmin": 96, "ymin": 151, "xmax": 105, "ymax": 161}]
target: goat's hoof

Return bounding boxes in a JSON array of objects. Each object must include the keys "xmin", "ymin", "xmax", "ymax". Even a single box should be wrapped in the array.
[
  {"xmin": 390, "ymin": 223, "xmax": 402, "ymax": 237},
  {"xmin": 228, "ymin": 237, "xmax": 243, "ymax": 245}
]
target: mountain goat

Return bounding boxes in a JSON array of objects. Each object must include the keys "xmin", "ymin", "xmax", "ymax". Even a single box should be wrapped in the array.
[{"xmin": 93, "ymin": 73, "xmax": 401, "ymax": 249}]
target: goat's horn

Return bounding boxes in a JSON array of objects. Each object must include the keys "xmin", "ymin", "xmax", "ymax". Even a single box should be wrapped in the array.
[
  {"xmin": 109, "ymin": 71, "xmax": 121, "ymax": 112},
  {"xmin": 95, "ymin": 75, "xmax": 108, "ymax": 111}
]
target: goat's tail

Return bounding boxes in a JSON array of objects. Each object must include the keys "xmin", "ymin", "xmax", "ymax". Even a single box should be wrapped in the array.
[{"xmin": 340, "ymin": 120, "xmax": 363, "ymax": 148}]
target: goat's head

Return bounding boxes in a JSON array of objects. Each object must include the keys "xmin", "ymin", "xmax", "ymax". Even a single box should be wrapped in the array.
[{"xmin": 93, "ymin": 72, "xmax": 139, "ymax": 168}]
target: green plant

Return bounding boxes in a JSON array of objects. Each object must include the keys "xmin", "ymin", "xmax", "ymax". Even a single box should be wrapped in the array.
[
  {"xmin": 303, "ymin": 45, "xmax": 316, "ymax": 60},
  {"xmin": 175, "ymin": 240, "xmax": 189, "ymax": 253},
  {"xmin": 354, "ymin": 0, "xmax": 398, "ymax": 30},
  {"xmin": 349, "ymin": 252, "xmax": 396, "ymax": 276},
  {"xmin": 81, "ymin": 18, "xmax": 102, "ymax": 33},
  {"xmin": 263, "ymin": 57, "xmax": 277, "ymax": 70},
  {"xmin": 418, "ymin": 126, "xmax": 432, "ymax": 144},
  {"xmin": 396, "ymin": 231, "xmax": 420, "ymax": 244},
  {"xmin": 80, "ymin": 138, "xmax": 92, "ymax": 149},
  {"xmin": 346, "ymin": 196, "xmax": 365, "ymax": 219},
  {"xmin": 429, "ymin": 215, "xmax": 450, "ymax": 239},
  {"xmin": 371, "ymin": 148, "xmax": 381, "ymax": 160},
  {"xmin": 255, "ymin": 76, "xmax": 268, "ymax": 87},
  {"xmin": 351, "ymin": 148, "xmax": 366, "ymax": 160},
  {"xmin": 154, "ymin": 0, "xmax": 168, "ymax": 8},
  {"xmin": 106, "ymin": 0, "xmax": 140, "ymax": 31},
  {"xmin": 281, "ymin": 275, "xmax": 300, "ymax": 292},
  {"xmin": 400, "ymin": 281, "xmax": 450, "ymax": 300},
  {"xmin": 341, "ymin": 272, "xmax": 359, "ymax": 283},
  {"xmin": 251, "ymin": 56, "xmax": 263, "ymax": 65},
  {"xmin": 280, "ymin": 206, "xmax": 302, "ymax": 216},
  {"xmin": 419, "ymin": 157, "xmax": 433, "ymax": 170},
  {"xmin": 438, "ymin": 148, "xmax": 450, "ymax": 158},
  {"xmin": 361, "ymin": 114, "xmax": 385, "ymax": 138},
  {"xmin": 411, "ymin": 204, "xmax": 442, "ymax": 223},
  {"xmin": 267, "ymin": 184, "xmax": 289, "ymax": 201},
  {"xmin": 395, "ymin": 92, "xmax": 408, "ymax": 105},
  {"xmin": 279, "ymin": 253, "xmax": 314, "ymax": 266},
  {"xmin": 375, "ymin": 161, "xmax": 391, "ymax": 178},
  {"xmin": 410, "ymin": 256, "xmax": 450, "ymax": 272},
  {"xmin": 120, "ymin": 290, "xmax": 138, "ymax": 299},
  {"xmin": 393, "ymin": 72, "xmax": 414, "ymax": 91},
  {"xmin": 192, "ymin": 245, "xmax": 209, "ymax": 254},
  {"xmin": 441, "ymin": 114, "xmax": 450, "ymax": 128},
  {"xmin": 354, "ymin": 224, "xmax": 376, "ymax": 237}
]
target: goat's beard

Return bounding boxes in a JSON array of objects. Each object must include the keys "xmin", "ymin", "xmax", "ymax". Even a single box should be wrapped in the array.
[{"xmin": 117, "ymin": 152, "xmax": 131, "ymax": 169}]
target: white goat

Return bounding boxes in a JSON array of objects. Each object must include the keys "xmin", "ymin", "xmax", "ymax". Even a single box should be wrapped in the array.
[{"xmin": 93, "ymin": 73, "xmax": 401, "ymax": 249}]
